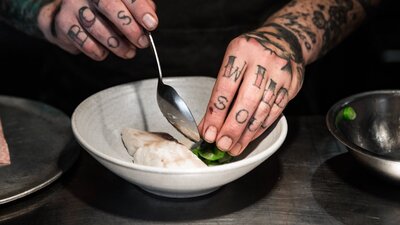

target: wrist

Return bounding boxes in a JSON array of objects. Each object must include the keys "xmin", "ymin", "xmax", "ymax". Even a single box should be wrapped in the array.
[{"xmin": 261, "ymin": 18, "xmax": 317, "ymax": 65}]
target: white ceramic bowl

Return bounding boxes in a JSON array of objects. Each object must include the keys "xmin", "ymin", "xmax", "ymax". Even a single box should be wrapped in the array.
[{"xmin": 71, "ymin": 76, "xmax": 287, "ymax": 198}]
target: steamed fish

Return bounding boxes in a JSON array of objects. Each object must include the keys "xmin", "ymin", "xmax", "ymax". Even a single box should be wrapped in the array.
[{"xmin": 121, "ymin": 128, "xmax": 206, "ymax": 169}]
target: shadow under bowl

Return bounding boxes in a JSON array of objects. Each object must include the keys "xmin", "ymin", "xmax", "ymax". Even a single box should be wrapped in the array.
[{"xmin": 326, "ymin": 90, "xmax": 400, "ymax": 182}]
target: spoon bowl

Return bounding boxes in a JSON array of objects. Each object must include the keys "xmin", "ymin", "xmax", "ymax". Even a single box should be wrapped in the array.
[{"xmin": 148, "ymin": 33, "xmax": 201, "ymax": 142}]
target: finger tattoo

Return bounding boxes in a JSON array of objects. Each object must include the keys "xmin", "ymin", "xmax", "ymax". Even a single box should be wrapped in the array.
[
  {"xmin": 79, "ymin": 6, "xmax": 96, "ymax": 28},
  {"xmin": 68, "ymin": 25, "xmax": 88, "ymax": 47},
  {"xmin": 117, "ymin": 10, "xmax": 132, "ymax": 25},
  {"xmin": 253, "ymin": 65, "xmax": 266, "ymax": 89},
  {"xmin": 236, "ymin": 109, "xmax": 249, "ymax": 124},
  {"xmin": 262, "ymin": 79, "xmax": 277, "ymax": 106},
  {"xmin": 91, "ymin": 0, "xmax": 100, "ymax": 6},
  {"xmin": 247, "ymin": 116, "xmax": 258, "ymax": 132},
  {"xmin": 223, "ymin": 55, "xmax": 247, "ymax": 82},
  {"xmin": 107, "ymin": 36, "xmax": 120, "ymax": 48},
  {"xmin": 213, "ymin": 96, "xmax": 228, "ymax": 110},
  {"xmin": 275, "ymin": 87, "xmax": 289, "ymax": 108}
]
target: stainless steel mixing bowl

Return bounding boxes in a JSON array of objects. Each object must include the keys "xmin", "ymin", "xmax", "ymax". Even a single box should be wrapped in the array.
[{"xmin": 326, "ymin": 90, "xmax": 400, "ymax": 181}]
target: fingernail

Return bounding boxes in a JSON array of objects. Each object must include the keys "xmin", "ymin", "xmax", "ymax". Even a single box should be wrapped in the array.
[
  {"xmin": 125, "ymin": 48, "xmax": 136, "ymax": 58},
  {"xmin": 217, "ymin": 136, "xmax": 232, "ymax": 151},
  {"xmin": 138, "ymin": 35, "xmax": 149, "ymax": 48},
  {"xmin": 231, "ymin": 143, "xmax": 242, "ymax": 155},
  {"xmin": 204, "ymin": 126, "xmax": 217, "ymax": 143},
  {"xmin": 142, "ymin": 13, "xmax": 157, "ymax": 30}
]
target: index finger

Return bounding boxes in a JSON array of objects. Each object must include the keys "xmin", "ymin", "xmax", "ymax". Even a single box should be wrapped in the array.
[
  {"xmin": 123, "ymin": 0, "xmax": 158, "ymax": 31},
  {"xmin": 200, "ymin": 49, "xmax": 248, "ymax": 143}
]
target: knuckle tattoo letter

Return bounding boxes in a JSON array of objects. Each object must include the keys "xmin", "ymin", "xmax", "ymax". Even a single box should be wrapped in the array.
[
  {"xmin": 68, "ymin": 25, "xmax": 88, "ymax": 47},
  {"xmin": 79, "ymin": 6, "xmax": 96, "ymax": 28},
  {"xmin": 247, "ymin": 116, "xmax": 258, "ymax": 132},
  {"xmin": 275, "ymin": 87, "xmax": 289, "ymax": 108},
  {"xmin": 117, "ymin": 10, "xmax": 132, "ymax": 25},
  {"xmin": 223, "ymin": 55, "xmax": 247, "ymax": 82},
  {"xmin": 236, "ymin": 109, "xmax": 249, "ymax": 124},
  {"xmin": 107, "ymin": 36, "xmax": 120, "ymax": 48},
  {"xmin": 253, "ymin": 65, "xmax": 266, "ymax": 89},
  {"xmin": 213, "ymin": 96, "xmax": 228, "ymax": 110}
]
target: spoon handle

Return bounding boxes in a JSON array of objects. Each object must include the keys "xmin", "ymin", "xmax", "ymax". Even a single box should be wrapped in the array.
[{"xmin": 148, "ymin": 32, "xmax": 163, "ymax": 82}]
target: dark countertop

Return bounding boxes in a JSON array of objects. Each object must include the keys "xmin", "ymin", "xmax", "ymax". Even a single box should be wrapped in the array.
[{"xmin": 1, "ymin": 115, "xmax": 400, "ymax": 225}]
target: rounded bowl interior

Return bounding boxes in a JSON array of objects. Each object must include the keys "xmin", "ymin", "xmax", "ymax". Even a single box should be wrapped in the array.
[
  {"xmin": 71, "ymin": 76, "xmax": 288, "ymax": 197},
  {"xmin": 326, "ymin": 90, "xmax": 400, "ymax": 181}
]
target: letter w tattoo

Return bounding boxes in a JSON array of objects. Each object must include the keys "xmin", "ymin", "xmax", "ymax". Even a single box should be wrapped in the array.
[{"xmin": 223, "ymin": 55, "xmax": 247, "ymax": 82}]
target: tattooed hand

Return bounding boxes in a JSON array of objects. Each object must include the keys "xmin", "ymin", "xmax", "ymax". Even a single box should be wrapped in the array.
[
  {"xmin": 37, "ymin": 0, "xmax": 157, "ymax": 60},
  {"xmin": 199, "ymin": 23, "xmax": 305, "ymax": 156}
]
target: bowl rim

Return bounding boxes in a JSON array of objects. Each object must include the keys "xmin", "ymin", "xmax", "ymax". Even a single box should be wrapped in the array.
[
  {"xmin": 71, "ymin": 77, "xmax": 288, "ymax": 174},
  {"xmin": 326, "ymin": 89, "xmax": 400, "ymax": 162}
]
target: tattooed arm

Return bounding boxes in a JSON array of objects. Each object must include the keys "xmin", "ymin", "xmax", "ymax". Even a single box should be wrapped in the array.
[
  {"xmin": 199, "ymin": 0, "xmax": 380, "ymax": 156},
  {"xmin": 0, "ymin": 0, "xmax": 52, "ymax": 38},
  {"xmin": 0, "ymin": 0, "xmax": 158, "ymax": 60}
]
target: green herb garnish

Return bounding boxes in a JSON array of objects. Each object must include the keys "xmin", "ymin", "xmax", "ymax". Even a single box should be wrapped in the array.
[
  {"xmin": 342, "ymin": 106, "xmax": 357, "ymax": 121},
  {"xmin": 192, "ymin": 142, "xmax": 232, "ymax": 166}
]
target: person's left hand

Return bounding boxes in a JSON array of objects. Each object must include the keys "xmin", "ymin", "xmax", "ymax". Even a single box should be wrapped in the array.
[{"xmin": 198, "ymin": 24, "xmax": 305, "ymax": 156}]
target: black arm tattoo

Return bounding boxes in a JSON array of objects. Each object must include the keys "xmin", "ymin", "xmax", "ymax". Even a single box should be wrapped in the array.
[
  {"xmin": 0, "ymin": 0, "xmax": 53, "ymax": 37},
  {"xmin": 245, "ymin": 23, "xmax": 304, "ymax": 65},
  {"xmin": 276, "ymin": 12, "xmax": 317, "ymax": 51},
  {"xmin": 311, "ymin": 0, "xmax": 357, "ymax": 56}
]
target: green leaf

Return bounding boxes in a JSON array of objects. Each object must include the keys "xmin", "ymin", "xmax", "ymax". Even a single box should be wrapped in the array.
[{"xmin": 343, "ymin": 106, "xmax": 357, "ymax": 121}]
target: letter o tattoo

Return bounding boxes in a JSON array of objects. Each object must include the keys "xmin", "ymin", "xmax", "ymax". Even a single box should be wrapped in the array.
[
  {"xmin": 107, "ymin": 36, "xmax": 120, "ymax": 48},
  {"xmin": 235, "ymin": 109, "xmax": 249, "ymax": 124}
]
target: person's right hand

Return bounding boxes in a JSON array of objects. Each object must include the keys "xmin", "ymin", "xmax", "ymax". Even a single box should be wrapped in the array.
[{"xmin": 37, "ymin": 0, "xmax": 158, "ymax": 61}]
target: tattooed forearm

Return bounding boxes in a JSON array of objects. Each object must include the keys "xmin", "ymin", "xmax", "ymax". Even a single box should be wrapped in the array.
[
  {"xmin": 0, "ymin": 0, "xmax": 53, "ymax": 37},
  {"xmin": 266, "ymin": 0, "xmax": 379, "ymax": 63},
  {"xmin": 312, "ymin": 0, "xmax": 355, "ymax": 56},
  {"xmin": 276, "ymin": 12, "xmax": 317, "ymax": 51},
  {"xmin": 244, "ymin": 23, "xmax": 304, "ymax": 65}
]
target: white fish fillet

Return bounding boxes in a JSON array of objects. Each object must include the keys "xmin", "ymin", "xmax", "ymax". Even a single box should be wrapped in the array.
[
  {"xmin": 121, "ymin": 128, "xmax": 206, "ymax": 169},
  {"xmin": 0, "ymin": 119, "xmax": 10, "ymax": 166}
]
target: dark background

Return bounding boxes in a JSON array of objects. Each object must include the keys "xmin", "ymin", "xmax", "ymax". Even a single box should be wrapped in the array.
[{"xmin": 0, "ymin": 0, "xmax": 399, "ymax": 116}]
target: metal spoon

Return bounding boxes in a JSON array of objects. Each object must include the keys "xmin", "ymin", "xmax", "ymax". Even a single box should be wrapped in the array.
[{"xmin": 147, "ymin": 33, "xmax": 201, "ymax": 142}]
